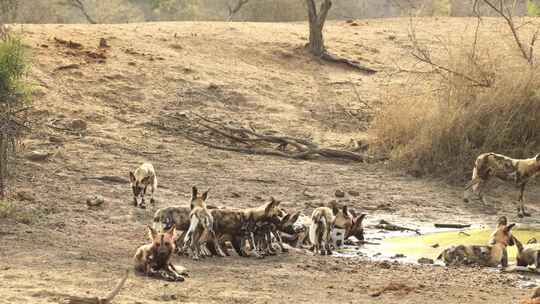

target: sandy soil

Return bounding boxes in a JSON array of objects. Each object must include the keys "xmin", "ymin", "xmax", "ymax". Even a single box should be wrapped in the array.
[{"xmin": 1, "ymin": 18, "xmax": 540, "ymax": 303}]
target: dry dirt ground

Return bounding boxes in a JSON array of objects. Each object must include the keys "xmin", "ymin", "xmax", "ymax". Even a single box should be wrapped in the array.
[{"xmin": 2, "ymin": 18, "xmax": 540, "ymax": 303}]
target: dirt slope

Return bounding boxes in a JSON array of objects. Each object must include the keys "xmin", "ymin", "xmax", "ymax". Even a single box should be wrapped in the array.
[{"xmin": 1, "ymin": 18, "xmax": 539, "ymax": 304}]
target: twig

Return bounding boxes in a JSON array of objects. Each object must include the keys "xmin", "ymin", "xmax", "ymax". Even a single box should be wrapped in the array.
[{"xmin": 434, "ymin": 223, "xmax": 471, "ymax": 229}]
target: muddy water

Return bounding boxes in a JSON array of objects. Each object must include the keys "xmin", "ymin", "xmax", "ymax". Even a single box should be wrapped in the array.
[{"xmin": 335, "ymin": 225, "xmax": 540, "ymax": 265}]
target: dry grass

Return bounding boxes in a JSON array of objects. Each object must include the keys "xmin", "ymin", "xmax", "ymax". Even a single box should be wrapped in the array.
[{"xmin": 371, "ymin": 41, "xmax": 540, "ymax": 181}]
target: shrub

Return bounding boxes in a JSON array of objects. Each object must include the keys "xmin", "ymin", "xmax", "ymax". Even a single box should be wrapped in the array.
[
  {"xmin": 371, "ymin": 39, "xmax": 540, "ymax": 181},
  {"xmin": 0, "ymin": 32, "xmax": 31, "ymax": 196}
]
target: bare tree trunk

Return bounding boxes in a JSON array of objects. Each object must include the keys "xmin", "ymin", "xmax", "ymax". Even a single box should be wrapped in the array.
[
  {"xmin": 227, "ymin": 0, "xmax": 249, "ymax": 21},
  {"xmin": 306, "ymin": 0, "xmax": 332, "ymax": 56}
]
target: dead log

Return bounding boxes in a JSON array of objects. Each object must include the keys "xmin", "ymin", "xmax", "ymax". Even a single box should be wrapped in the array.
[
  {"xmin": 375, "ymin": 220, "xmax": 421, "ymax": 235},
  {"xmin": 434, "ymin": 223, "xmax": 471, "ymax": 229},
  {"xmin": 81, "ymin": 176, "xmax": 129, "ymax": 184},
  {"xmin": 156, "ymin": 112, "xmax": 365, "ymax": 162},
  {"xmin": 66, "ymin": 270, "xmax": 128, "ymax": 304}
]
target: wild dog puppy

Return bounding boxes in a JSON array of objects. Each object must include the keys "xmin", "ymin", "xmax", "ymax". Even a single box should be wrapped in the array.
[
  {"xmin": 134, "ymin": 225, "xmax": 185, "ymax": 282},
  {"xmin": 514, "ymin": 236, "xmax": 540, "ymax": 268},
  {"xmin": 309, "ymin": 207, "xmax": 335, "ymax": 255},
  {"xmin": 129, "ymin": 163, "xmax": 158, "ymax": 209},
  {"xmin": 464, "ymin": 152, "xmax": 540, "ymax": 217},
  {"xmin": 183, "ymin": 187, "xmax": 225, "ymax": 260},
  {"xmin": 437, "ymin": 222, "xmax": 516, "ymax": 267}
]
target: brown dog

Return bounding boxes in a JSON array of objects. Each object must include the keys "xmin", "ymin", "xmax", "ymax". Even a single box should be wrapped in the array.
[
  {"xmin": 437, "ymin": 222, "xmax": 515, "ymax": 267},
  {"xmin": 464, "ymin": 153, "xmax": 540, "ymax": 217},
  {"xmin": 133, "ymin": 225, "xmax": 185, "ymax": 282}
]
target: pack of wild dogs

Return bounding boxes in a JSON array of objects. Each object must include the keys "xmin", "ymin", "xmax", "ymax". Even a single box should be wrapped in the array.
[{"xmin": 131, "ymin": 152, "xmax": 540, "ymax": 282}]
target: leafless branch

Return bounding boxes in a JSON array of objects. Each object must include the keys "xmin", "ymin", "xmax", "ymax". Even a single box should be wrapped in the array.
[
  {"xmin": 154, "ymin": 112, "xmax": 365, "ymax": 162},
  {"xmin": 64, "ymin": 0, "xmax": 97, "ymax": 24}
]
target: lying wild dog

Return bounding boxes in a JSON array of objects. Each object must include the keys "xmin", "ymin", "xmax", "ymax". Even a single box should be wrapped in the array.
[
  {"xmin": 521, "ymin": 287, "xmax": 540, "ymax": 304},
  {"xmin": 134, "ymin": 225, "xmax": 185, "ymax": 282},
  {"xmin": 514, "ymin": 236, "xmax": 540, "ymax": 268},
  {"xmin": 183, "ymin": 187, "xmax": 225, "ymax": 260},
  {"xmin": 309, "ymin": 207, "xmax": 335, "ymax": 255},
  {"xmin": 437, "ymin": 222, "xmax": 516, "ymax": 267},
  {"xmin": 129, "ymin": 163, "xmax": 158, "ymax": 209},
  {"xmin": 464, "ymin": 152, "xmax": 540, "ymax": 217}
]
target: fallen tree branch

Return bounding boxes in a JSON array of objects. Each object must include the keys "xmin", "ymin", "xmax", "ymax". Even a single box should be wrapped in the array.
[
  {"xmin": 320, "ymin": 51, "xmax": 377, "ymax": 74},
  {"xmin": 375, "ymin": 220, "xmax": 421, "ymax": 235},
  {"xmin": 81, "ymin": 176, "xmax": 129, "ymax": 184},
  {"xmin": 155, "ymin": 112, "xmax": 365, "ymax": 162},
  {"xmin": 434, "ymin": 223, "xmax": 471, "ymax": 229}
]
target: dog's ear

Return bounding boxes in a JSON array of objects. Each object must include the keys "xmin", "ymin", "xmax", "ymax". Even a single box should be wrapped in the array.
[
  {"xmin": 129, "ymin": 172, "xmax": 136, "ymax": 183},
  {"xmin": 497, "ymin": 216, "xmax": 508, "ymax": 227},
  {"xmin": 536, "ymin": 153, "xmax": 540, "ymax": 161},
  {"xmin": 202, "ymin": 189, "xmax": 209, "ymax": 201},
  {"xmin": 505, "ymin": 223, "xmax": 516, "ymax": 232},
  {"xmin": 270, "ymin": 197, "xmax": 281, "ymax": 207},
  {"xmin": 289, "ymin": 211, "xmax": 301, "ymax": 224},
  {"xmin": 280, "ymin": 213, "xmax": 291, "ymax": 225},
  {"xmin": 349, "ymin": 209, "xmax": 358, "ymax": 218},
  {"xmin": 192, "ymin": 186, "xmax": 198, "ymax": 200},
  {"xmin": 355, "ymin": 214, "xmax": 367, "ymax": 225},
  {"xmin": 332, "ymin": 206, "xmax": 339, "ymax": 216},
  {"xmin": 147, "ymin": 225, "xmax": 158, "ymax": 242},
  {"xmin": 342, "ymin": 206, "xmax": 349, "ymax": 216}
]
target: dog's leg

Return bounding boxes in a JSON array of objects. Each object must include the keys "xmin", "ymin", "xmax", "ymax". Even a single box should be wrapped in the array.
[
  {"xmin": 175, "ymin": 230, "xmax": 187, "ymax": 256},
  {"xmin": 273, "ymin": 230, "xmax": 288, "ymax": 253},
  {"xmin": 150, "ymin": 176, "xmax": 157, "ymax": 205},
  {"xmin": 518, "ymin": 183, "xmax": 531, "ymax": 217},
  {"xmin": 139, "ymin": 185, "xmax": 148, "ymax": 209},
  {"xmin": 501, "ymin": 248, "xmax": 509, "ymax": 268},
  {"xmin": 209, "ymin": 230, "xmax": 227, "ymax": 257},
  {"xmin": 231, "ymin": 236, "xmax": 246, "ymax": 257}
]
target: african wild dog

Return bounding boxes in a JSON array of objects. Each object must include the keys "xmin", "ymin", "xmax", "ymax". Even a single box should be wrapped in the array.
[
  {"xmin": 134, "ymin": 225, "xmax": 185, "ymax": 282},
  {"xmin": 487, "ymin": 216, "xmax": 514, "ymax": 267},
  {"xmin": 153, "ymin": 206, "xmax": 209, "ymax": 256},
  {"xmin": 514, "ymin": 236, "xmax": 540, "ymax": 268},
  {"xmin": 437, "ymin": 222, "xmax": 516, "ymax": 267},
  {"xmin": 521, "ymin": 287, "xmax": 540, "ymax": 304},
  {"xmin": 129, "ymin": 163, "xmax": 158, "ymax": 209},
  {"xmin": 309, "ymin": 207, "xmax": 335, "ymax": 255},
  {"xmin": 464, "ymin": 152, "xmax": 540, "ymax": 217},
  {"xmin": 183, "ymin": 187, "xmax": 225, "ymax": 260},
  {"xmin": 331, "ymin": 204, "xmax": 366, "ymax": 244}
]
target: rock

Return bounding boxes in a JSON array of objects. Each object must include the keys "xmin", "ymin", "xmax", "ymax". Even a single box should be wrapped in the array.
[
  {"xmin": 16, "ymin": 191, "xmax": 36, "ymax": 202},
  {"xmin": 49, "ymin": 136, "xmax": 63, "ymax": 143},
  {"xmin": 99, "ymin": 38, "xmax": 109, "ymax": 48},
  {"xmin": 391, "ymin": 253, "xmax": 406, "ymax": 259},
  {"xmin": 334, "ymin": 190, "xmax": 345, "ymax": 198},
  {"xmin": 68, "ymin": 119, "xmax": 87, "ymax": 131},
  {"xmin": 302, "ymin": 189, "xmax": 316, "ymax": 199},
  {"xmin": 417, "ymin": 257, "xmax": 434, "ymax": 265},
  {"xmin": 86, "ymin": 195, "xmax": 105, "ymax": 207},
  {"xmin": 377, "ymin": 261, "xmax": 392, "ymax": 269},
  {"xmin": 431, "ymin": 243, "xmax": 440, "ymax": 248},
  {"xmin": 348, "ymin": 190, "xmax": 360, "ymax": 197},
  {"xmin": 25, "ymin": 150, "xmax": 51, "ymax": 162}
]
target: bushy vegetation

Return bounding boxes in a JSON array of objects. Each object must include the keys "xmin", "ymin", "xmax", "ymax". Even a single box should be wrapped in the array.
[
  {"xmin": 0, "ymin": 31, "xmax": 31, "ymax": 196},
  {"xmin": 371, "ymin": 36, "xmax": 540, "ymax": 181}
]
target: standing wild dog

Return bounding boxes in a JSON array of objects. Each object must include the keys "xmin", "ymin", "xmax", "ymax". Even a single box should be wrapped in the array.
[
  {"xmin": 331, "ymin": 205, "xmax": 366, "ymax": 243},
  {"xmin": 183, "ymin": 187, "xmax": 225, "ymax": 260},
  {"xmin": 514, "ymin": 236, "xmax": 540, "ymax": 268},
  {"xmin": 437, "ymin": 222, "xmax": 516, "ymax": 267},
  {"xmin": 129, "ymin": 163, "xmax": 158, "ymax": 209},
  {"xmin": 309, "ymin": 207, "xmax": 335, "ymax": 255},
  {"xmin": 464, "ymin": 152, "xmax": 540, "ymax": 217},
  {"xmin": 134, "ymin": 225, "xmax": 185, "ymax": 282}
]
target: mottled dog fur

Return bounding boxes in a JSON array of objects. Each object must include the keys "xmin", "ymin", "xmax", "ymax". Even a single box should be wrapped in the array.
[
  {"xmin": 309, "ymin": 207, "xmax": 335, "ymax": 255},
  {"xmin": 133, "ymin": 225, "xmax": 185, "ymax": 282},
  {"xmin": 437, "ymin": 222, "xmax": 515, "ymax": 267},
  {"xmin": 464, "ymin": 153, "xmax": 540, "ymax": 217},
  {"xmin": 515, "ymin": 236, "xmax": 540, "ymax": 268},
  {"xmin": 183, "ymin": 187, "xmax": 225, "ymax": 260},
  {"xmin": 129, "ymin": 163, "xmax": 158, "ymax": 209}
]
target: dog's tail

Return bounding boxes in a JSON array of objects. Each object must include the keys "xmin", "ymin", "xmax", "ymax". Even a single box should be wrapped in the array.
[
  {"xmin": 183, "ymin": 213, "xmax": 200, "ymax": 245},
  {"xmin": 309, "ymin": 212, "xmax": 323, "ymax": 246}
]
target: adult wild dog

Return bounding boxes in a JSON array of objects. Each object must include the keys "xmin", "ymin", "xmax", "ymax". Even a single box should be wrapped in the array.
[
  {"xmin": 514, "ymin": 236, "xmax": 540, "ymax": 268},
  {"xmin": 183, "ymin": 187, "xmax": 225, "ymax": 260},
  {"xmin": 331, "ymin": 205, "xmax": 366, "ymax": 243},
  {"xmin": 134, "ymin": 225, "xmax": 185, "ymax": 282},
  {"xmin": 487, "ymin": 216, "xmax": 514, "ymax": 267},
  {"xmin": 464, "ymin": 153, "xmax": 540, "ymax": 217},
  {"xmin": 309, "ymin": 207, "xmax": 335, "ymax": 255},
  {"xmin": 437, "ymin": 222, "xmax": 516, "ymax": 267},
  {"xmin": 129, "ymin": 163, "xmax": 157, "ymax": 209}
]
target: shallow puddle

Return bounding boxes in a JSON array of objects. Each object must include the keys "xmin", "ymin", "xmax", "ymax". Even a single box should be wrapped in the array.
[{"xmin": 335, "ymin": 225, "xmax": 540, "ymax": 264}]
